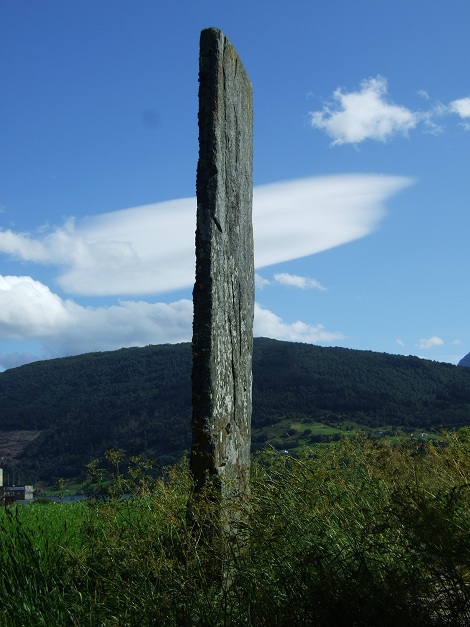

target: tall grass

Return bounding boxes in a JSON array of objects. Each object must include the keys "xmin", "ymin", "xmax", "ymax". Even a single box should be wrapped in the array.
[
  {"xmin": 0, "ymin": 500, "xmax": 87, "ymax": 625},
  {"xmin": 0, "ymin": 430, "xmax": 468, "ymax": 626},
  {"xmin": 245, "ymin": 432, "xmax": 470, "ymax": 625}
]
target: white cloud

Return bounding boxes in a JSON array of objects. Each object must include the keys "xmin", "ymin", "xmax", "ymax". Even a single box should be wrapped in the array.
[
  {"xmin": 0, "ymin": 275, "xmax": 193, "ymax": 359},
  {"xmin": 0, "ymin": 276, "xmax": 72, "ymax": 337},
  {"xmin": 309, "ymin": 76, "xmax": 418, "ymax": 144},
  {"xmin": 449, "ymin": 97, "xmax": 470, "ymax": 130},
  {"xmin": 416, "ymin": 336, "xmax": 444, "ymax": 349},
  {"xmin": 253, "ymin": 175, "xmax": 412, "ymax": 268},
  {"xmin": 0, "ymin": 230, "xmax": 49, "ymax": 262},
  {"xmin": 309, "ymin": 79, "xmax": 470, "ymax": 143},
  {"xmin": 274, "ymin": 272, "xmax": 326, "ymax": 290},
  {"xmin": 254, "ymin": 303, "xmax": 344, "ymax": 344},
  {"xmin": 0, "ymin": 175, "xmax": 413, "ymax": 296},
  {"xmin": 395, "ymin": 338, "xmax": 405, "ymax": 347},
  {"xmin": 255, "ymin": 273, "xmax": 270, "ymax": 289},
  {"xmin": 0, "ymin": 174, "xmax": 412, "ymax": 367},
  {"xmin": 0, "ymin": 274, "xmax": 344, "ymax": 368},
  {"xmin": 449, "ymin": 97, "xmax": 470, "ymax": 118}
]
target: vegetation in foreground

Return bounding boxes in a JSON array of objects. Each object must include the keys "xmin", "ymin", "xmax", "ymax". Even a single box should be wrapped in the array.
[{"xmin": 0, "ymin": 431, "xmax": 469, "ymax": 626}]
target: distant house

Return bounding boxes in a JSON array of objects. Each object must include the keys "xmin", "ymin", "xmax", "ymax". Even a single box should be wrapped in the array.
[
  {"xmin": 0, "ymin": 467, "xmax": 34, "ymax": 504},
  {"xmin": 0, "ymin": 486, "xmax": 34, "ymax": 504}
]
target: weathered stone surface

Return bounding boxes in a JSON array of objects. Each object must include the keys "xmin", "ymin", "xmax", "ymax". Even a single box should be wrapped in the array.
[{"xmin": 191, "ymin": 28, "xmax": 254, "ymax": 505}]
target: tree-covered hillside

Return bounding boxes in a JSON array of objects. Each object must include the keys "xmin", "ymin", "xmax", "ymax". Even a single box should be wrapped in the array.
[
  {"xmin": 1, "ymin": 338, "xmax": 470, "ymax": 484},
  {"xmin": 253, "ymin": 339, "xmax": 470, "ymax": 428}
]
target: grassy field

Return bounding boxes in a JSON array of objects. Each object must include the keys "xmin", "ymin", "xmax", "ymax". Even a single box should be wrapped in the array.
[
  {"xmin": 0, "ymin": 430, "xmax": 469, "ymax": 626},
  {"xmin": 252, "ymin": 417, "xmax": 438, "ymax": 454}
]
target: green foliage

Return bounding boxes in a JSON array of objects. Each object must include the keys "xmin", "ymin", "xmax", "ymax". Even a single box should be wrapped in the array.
[
  {"xmin": 246, "ymin": 432, "xmax": 470, "ymax": 625},
  {"xmin": 2, "ymin": 339, "xmax": 470, "ymax": 484},
  {"xmin": 0, "ymin": 434, "xmax": 468, "ymax": 625}
]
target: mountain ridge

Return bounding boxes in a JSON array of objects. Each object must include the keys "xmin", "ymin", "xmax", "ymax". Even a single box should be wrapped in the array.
[
  {"xmin": 458, "ymin": 352, "xmax": 470, "ymax": 367},
  {"xmin": 1, "ymin": 338, "xmax": 470, "ymax": 484}
]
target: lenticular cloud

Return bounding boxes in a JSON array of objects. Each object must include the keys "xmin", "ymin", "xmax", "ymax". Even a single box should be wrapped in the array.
[
  {"xmin": 58, "ymin": 174, "xmax": 413, "ymax": 295},
  {"xmin": 253, "ymin": 175, "xmax": 411, "ymax": 268},
  {"xmin": 0, "ymin": 175, "xmax": 412, "ymax": 297},
  {"xmin": 0, "ymin": 174, "xmax": 413, "ymax": 368}
]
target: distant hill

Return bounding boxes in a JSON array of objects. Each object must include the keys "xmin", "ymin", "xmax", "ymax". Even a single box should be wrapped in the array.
[
  {"xmin": 1, "ymin": 338, "xmax": 470, "ymax": 484},
  {"xmin": 458, "ymin": 352, "xmax": 470, "ymax": 367}
]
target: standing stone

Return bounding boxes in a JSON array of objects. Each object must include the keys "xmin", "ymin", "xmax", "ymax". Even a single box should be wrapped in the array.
[{"xmin": 191, "ymin": 28, "xmax": 254, "ymax": 513}]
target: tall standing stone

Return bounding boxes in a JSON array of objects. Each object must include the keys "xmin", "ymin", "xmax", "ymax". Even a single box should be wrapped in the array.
[{"xmin": 191, "ymin": 28, "xmax": 254, "ymax": 513}]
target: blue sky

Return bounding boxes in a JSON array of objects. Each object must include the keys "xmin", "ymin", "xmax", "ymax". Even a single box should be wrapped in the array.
[{"xmin": 1, "ymin": 0, "xmax": 470, "ymax": 370}]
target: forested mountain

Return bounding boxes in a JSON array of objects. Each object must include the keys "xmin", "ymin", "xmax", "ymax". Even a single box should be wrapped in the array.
[
  {"xmin": 1, "ymin": 338, "xmax": 470, "ymax": 484},
  {"xmin": 458, "ymin": 351, "xmax": 470, "ymax": 367}
]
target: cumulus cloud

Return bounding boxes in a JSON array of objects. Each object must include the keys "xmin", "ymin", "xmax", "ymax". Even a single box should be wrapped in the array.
[
  {"xmin": 0, "ymin": 275, "xmax": 192, "ymax": 359},
  {"xmin": 449, "ymin": 97, "xmax": 470, "ymax": 119},
  {"xmin": 416, "ymin": 336, "xmax": 444, "ymax": 349},
  {"xmin": 274, "ymin": 272, "xmax": 326, "ymax": 290},
  {"xmin": 0, "ymin": 276, "xmax": 72, "ymax": 337},
  {"xmin": 254, "ymin": 303, "xmax": 344, "ymax": 344},
  {"xmin": 309, "ymin": 76, "xmax": 418, "ymax": 144},
  {"xmin": 0, "ymin": 274, "xmax": 344, "ymax": 369},
  {"xmin": 0, "ymin": 175, "xmax": 412, "ymax": 296},
  {"xmin": 309, "ymin": 78, "xmax": 470, "ymax": 143},
  {"xmin": 449, "ymin": 97, "xmax": 470, "ymax": 130}
]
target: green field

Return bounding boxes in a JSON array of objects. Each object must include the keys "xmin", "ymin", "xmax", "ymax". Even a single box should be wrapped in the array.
[{"xmin": 252, "ymin": 417, "xmax": 438, "ymax": 454}]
